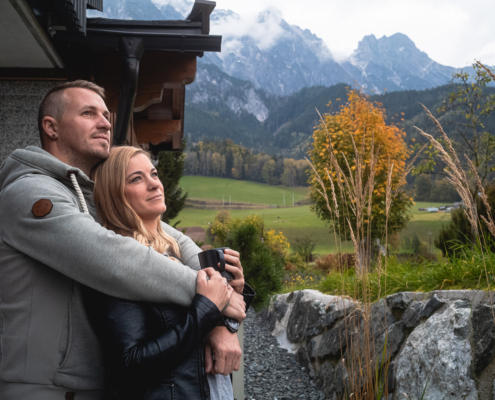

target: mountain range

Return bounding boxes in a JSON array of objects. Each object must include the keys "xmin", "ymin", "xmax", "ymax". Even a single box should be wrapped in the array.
[
  {"xmin": 89, "ymin": 0, "xmax": 460, "ymax": 96},
  {"xmin": 88, "ymin": 0, "xmax": 492, "ymax": 154}
]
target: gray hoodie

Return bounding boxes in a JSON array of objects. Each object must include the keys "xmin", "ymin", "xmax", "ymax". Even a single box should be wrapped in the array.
[{"xmin": 0, "ymin": 146, "xmax": 202, "ymax": 398}]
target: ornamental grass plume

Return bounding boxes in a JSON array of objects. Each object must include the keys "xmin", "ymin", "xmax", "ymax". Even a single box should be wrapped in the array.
[
  {"xmin": 466, "ymin": 156, "xmax": 495, "ymax": 238},
  {"xmin": 414, "ymin": 104, "xmax": 478, "ymax": 238}
]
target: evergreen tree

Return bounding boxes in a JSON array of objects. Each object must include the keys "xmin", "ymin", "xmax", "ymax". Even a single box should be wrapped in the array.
[{"xmin": 157, "ymin": 140, "xmax": 188, "ymax": 224}]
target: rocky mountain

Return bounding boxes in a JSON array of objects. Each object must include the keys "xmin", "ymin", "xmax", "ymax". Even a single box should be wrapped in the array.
[
  {"xmin": 88, "ymin": 0, "xmax": 461, "ymax": 97},
  {"xmin": 202, "ymin": 8, "xmax": 353, "ymax": 96},
  {"xmin": 340, "ymin": 33, "xmax": 457, "ymax": 93},
  {"xmin": 87, "ymin": 0, "xmax": 495, "ymax": 155},
  {"xmin": 187, "ymin": 62, "xmax": 273, "ymax": 123}
]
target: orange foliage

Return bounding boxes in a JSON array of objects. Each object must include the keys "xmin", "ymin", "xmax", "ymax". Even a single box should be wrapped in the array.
[{"xmin": 310, "ymin": 89, "xmax": 412, "ymax": 239}]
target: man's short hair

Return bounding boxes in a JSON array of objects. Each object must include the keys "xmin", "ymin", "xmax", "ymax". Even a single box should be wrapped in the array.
[{"xmin": 38, "ymin": 80, "xmax": 106, "ymax": 146}]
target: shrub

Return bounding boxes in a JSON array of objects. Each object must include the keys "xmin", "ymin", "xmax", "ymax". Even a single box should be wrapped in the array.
[
  {"xmin": 315, "ymin": 253, "xmax": 354, "ymax": 273},
  {"xmin": 230, "ymin": 224, "xmax": 284, "ymax": 309},
  {"xmin": 284, "ymin": 253, "xmax": 305, "ymax": 271},
  {"xmin": 292, "ymin": 236, "xmax": 317, "ymax": 262},
  {"xmin": 210, "ymin": 211, "xmax": 286, "ymax": 309},
  {"xmin": 435, "ymin": 184, "xmax": 495, "ymax": 256}
]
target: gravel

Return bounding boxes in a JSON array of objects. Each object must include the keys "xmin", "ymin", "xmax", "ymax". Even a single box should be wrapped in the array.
[{"xmin": 243, "ymin": 309, "xmax": 325, "ymax": 400}]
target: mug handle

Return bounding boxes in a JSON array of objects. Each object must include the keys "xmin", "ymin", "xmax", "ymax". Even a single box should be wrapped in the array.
[{"xmin": 215, "ymin": 249, "xmax": 226, "ymax": 272}]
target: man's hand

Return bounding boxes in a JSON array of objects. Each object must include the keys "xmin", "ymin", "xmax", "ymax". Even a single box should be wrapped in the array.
[
  {"xmin": 224, "ymin": 249, "xmax": 244, "ymax": 293},
  {"xmin": 205, "ymin": 326, "xmax": 242, "ymax": 375},
  {"xmin": 222, "ymin": 291, "xmax": 246, "ymax": 322}
]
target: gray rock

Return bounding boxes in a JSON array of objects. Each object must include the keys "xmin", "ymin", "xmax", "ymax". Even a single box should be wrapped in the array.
[
  {"xmin": 287, "ymin": 293, "xmax": 325, "ymax": 342},
  {"xmin": 321, "ymin": 301, "xmax": 355, "ymax": 330},
  {"xmin": 333, "ymin": 360, "xmax": 349, "ymax": 398},
  {"xmin": 387, "ymin": 292, "xmax": 415, "ymax": 310},
  {"xmin": 370, "ymin": 299, "xmax": 396, "ymax": 336},
  {"xmin": 387, "ymin": 361, "xmax": 395, "ymax": 394},
  {"xmin": 314, "ymin": 361, "xmax": 335, "ymax": 399},
  {"xmin": 295, "ymin": 345, "xmax": 314, "ymax": 377},
  {"xmin": 266, "ymin": 309, "xmax": 277, "ymax": 332},
  {"xmin": 307, "ymin": 335, "xmax": 322, "ymax": 360},
  {"xmin": 420, "ymin": 293, "xmax": 445, "ymax": 318},
  {"xmin": 347, "ymin": 300, "xmax": 403, "ymax": 376},
  {"xmin": 287, "ymin": 291, "xmax": 297, "ymax": 302},
  {"xmin": 378, "ymin": 321, "xmax": 405, "ymax": 365},
  {"xmin": 402, "ymin": 301, "xmax": 423, "ymax": 328},
  {"xmin": 273, "ymin": 300, "xmax": 289, "ymax": 322},
  {"xmin": 454, "ymin": 299, "xmax": 470, "ymax": 309},
  {"xmin": 396, "ymin": 302, "xmax": 478, "ymax": 399},
  {"xmin": 471, "ymin": 304, "xmax": 495, "ymax": 376},
  {"xmin": 316, "ymin": 323, "xmax": 346, "ymax": 359},
  {"xmin": 317, "ymin": 310, "xmax": 363, "ymax": 359}
]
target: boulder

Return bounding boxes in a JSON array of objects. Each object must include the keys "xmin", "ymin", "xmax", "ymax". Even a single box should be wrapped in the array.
[
  {"xmin": 314, "ymin": 361, "xmax": 336, "ymax": 399},
  {"xmin": 295, "ymin": 344, "xmax": 314, "ymax": 377},
  {"xmin": 402, "ymin": 301, "xmax": 423, "ymax": 329},
  {"xmin": 471, "ymin": 303, "xmax": 495, "ymax": 376},
  {"xmin": 307, "ymin": 334, "xmax": 323, "ymax": 360},
  {"xmin": 287, "ymin": 292, "xmax": 326, "ymax": 342},
  {"xmin": 419, "ymin": 293, "xmax": 445, "ymax": 318},
  {"xmin": 273, "ymin": 300, "xmax": 289, "ymax": 322},
  {"xmin": 286, "ymin": 291, "xmax": 354, "ymax": 343},
  {"xmin": 396, "ymin": 302, "xmax": 478, "ymax": 399},
  {"xmin": 316, "ymin": 322, "xmax": 347, "ymax": 359},
  {"xmin": 386, "ymin": 292, "xmax": 420, "ymax": 310},
  {"xmin": 322, "ymin": 299, "xmax": 355, "ymax": 330}
]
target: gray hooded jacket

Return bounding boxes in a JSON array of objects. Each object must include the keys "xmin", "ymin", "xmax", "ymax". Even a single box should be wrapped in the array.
[{"xmin": 0, "ymin": 147, "xmax": 202, "ymax": 398}]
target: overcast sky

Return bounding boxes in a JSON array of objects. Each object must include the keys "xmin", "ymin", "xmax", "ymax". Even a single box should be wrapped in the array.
[{"xmin": 213, "ymin": 0, "xmax": 495, "ymax": 67}]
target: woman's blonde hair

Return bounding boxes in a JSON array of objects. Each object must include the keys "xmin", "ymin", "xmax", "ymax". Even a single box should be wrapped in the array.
[{"xmin": 93, "ymin": 146, "xmax": 181, "ymax": 257}]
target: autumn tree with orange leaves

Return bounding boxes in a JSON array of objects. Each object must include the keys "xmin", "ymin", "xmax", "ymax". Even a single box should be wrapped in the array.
[{"xmin": 309, "ymin": 89, "xmax": 413, "ymax": 242}]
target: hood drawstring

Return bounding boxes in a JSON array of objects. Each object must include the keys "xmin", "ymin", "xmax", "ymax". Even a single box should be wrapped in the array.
[{"xmin": 69, "ymin": 173, "xmax": 89, "ymax": 214}]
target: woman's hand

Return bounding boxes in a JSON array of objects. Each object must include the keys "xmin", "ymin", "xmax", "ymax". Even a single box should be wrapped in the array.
[
  {"xmin": 197, "ymin": 268, "xmax": 233, "ymax": 311},
  {"xmin": 223, "ymin": 249, "xmax": 245, "ymax": 293}
]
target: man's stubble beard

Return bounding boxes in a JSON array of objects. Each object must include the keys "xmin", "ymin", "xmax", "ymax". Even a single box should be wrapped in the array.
[{"xmin": 64, "ymin": 140, "xmax": 109, "ymax": 177}]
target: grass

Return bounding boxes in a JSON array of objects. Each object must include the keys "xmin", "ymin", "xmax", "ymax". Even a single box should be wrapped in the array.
[
  {"xmin": 172, "ymin": 205, "xmax": 338, "ymax": 255},
  {"xmin": 320, "ymin": 244, "xmax": 495, "ymax": 302},
  {"xmin": 173, "ymin": 175, "xmax": 452, "ymax": 255},
  {"xmin": 401, "ymin": 201, "xmax": 452, "ymax": 241},
  {"xmin": 179, "ymin": 176, "xmax": 309, "ymax": 205}
]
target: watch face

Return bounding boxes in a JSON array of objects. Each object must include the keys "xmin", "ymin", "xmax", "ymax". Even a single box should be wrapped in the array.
[{"xmin": 226, "ymin": 317, "xmax": 240, "ymax": 332}]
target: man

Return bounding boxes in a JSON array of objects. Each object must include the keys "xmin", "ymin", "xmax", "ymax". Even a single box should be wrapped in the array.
[{"xmin": 0, "ymin": 80, "xmax": 245, "ymax": 399}]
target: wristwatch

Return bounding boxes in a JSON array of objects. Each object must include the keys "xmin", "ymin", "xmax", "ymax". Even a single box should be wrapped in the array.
[{"xmin": 222, "ymin": 317, "xmax": 240, "ymax": 333}]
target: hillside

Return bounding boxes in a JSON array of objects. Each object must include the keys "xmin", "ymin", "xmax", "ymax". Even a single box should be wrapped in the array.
[{"xmin": 186, "ymin": 81, "xmax": 495, "ymax": 157}]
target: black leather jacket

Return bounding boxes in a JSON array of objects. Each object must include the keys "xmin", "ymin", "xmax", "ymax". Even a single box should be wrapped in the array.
[{"xmin": 84, "ymin": 288, "xmax": 223, "ymax": 400}]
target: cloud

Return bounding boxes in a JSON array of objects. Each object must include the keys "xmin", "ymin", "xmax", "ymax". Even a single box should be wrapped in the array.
[
  {"xmin": 151, "ymin": 0, "xmax": 193, "ymax": 16},
  {"xmin": 214, "ymin": 0, "xmax": 495, "ymax": 67},
  {"xmin": 211, "ymin": 7, "xmax": 286, "ymax": 52}
]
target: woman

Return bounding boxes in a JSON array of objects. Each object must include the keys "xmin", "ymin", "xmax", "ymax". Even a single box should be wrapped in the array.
[{"xmin": 84, "ymin": 146, "xmax": 240, "ymax": 400}]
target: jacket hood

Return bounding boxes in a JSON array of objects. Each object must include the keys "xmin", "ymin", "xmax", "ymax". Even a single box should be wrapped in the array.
[{"xmin": 0, "ymin": 146, "xmax": 94, "ymax": 193}]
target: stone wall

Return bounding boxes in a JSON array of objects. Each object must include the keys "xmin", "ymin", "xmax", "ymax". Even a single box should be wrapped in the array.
[
  {"xmin": 0, "ymin": 81, "xmax": 58, "ymax": 164},
  {"xmin": 262, "ymin": 289, "xmax": 495, "ymax": 400}
]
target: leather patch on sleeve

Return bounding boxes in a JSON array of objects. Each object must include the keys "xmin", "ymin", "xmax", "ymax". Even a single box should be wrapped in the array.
[{"xmin": 32, "ymin": 199, "xmax": 53, "ymax": 217}]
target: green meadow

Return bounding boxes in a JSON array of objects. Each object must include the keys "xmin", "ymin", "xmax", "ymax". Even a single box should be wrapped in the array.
[
  {"xmin": 172, "ymin": 176, "xmax": 452, "ymax": 255},
  {"xmin": 179, "ymin": 176, "xmax": 308, "ymax": 205}
]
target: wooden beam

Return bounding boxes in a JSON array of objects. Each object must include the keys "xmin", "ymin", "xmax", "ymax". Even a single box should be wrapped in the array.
[
  {"xmin": 134, "ymin": 119, "xmax": 181, "ymax": 144},
  {"xmin": 172, "ymin": 88, "xmax": 182, "ymax": 119}
]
